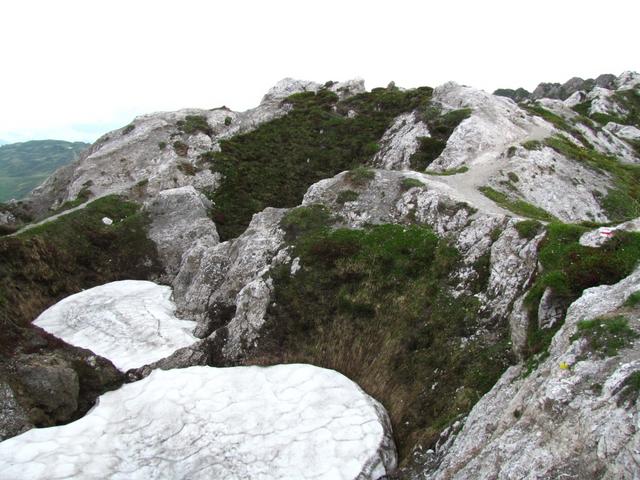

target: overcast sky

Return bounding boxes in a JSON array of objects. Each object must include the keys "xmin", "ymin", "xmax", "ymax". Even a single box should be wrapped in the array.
[{"xmin": 1, "ymin": 0, "xmax": 638, "ymax": 144}]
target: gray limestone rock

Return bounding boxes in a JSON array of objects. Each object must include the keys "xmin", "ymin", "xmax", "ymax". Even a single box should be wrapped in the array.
[
  {"xmin": 0, "ymin": 383, "xmax": 32, "ymax": 441},
  {"xmin": 145, "ymin": 186, "xmax": 219, "ymax": 281},
  {"xmin": 372, "ymin": 111, "xmax": 430, "ymax": 170}
]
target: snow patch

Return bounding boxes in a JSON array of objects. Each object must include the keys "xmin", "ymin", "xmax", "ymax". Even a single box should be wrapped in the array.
[
  {"xmin": 33, "ymin": 280, "xmax": 198, "ymax": 371},
  {"xmin": 0, "ymin": 365, "xmax": 396, "ymax": 480}
]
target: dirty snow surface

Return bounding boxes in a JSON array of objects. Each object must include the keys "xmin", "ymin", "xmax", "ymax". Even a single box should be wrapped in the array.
[
  {"xmin": 0, "ymin": 365, "xmax": 395, "ymax": 480},
  {"xmin": 33, "ymin": 280, "xmax": 198, "ymax": 371}
]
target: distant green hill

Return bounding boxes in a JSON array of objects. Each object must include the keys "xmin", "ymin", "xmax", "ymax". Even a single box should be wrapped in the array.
[{"xmin": 0, "ymin": 140, "xmax": 89, "ymax": 201}]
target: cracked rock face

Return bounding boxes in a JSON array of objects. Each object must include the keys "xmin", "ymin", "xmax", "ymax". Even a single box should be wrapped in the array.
[
  {"xmin": 0, "ymin": 364, "xmax": 397, "ymax": 480},
  {"xmin": 372, "ymin": 111, "xmax": 430, "ymax": 170},
  {"xmin": 145, "ymin": 186, "xmax": 219, "ymax": 281},
  {"xmin": 33, "ymin": 280, "xmax": 198, "ymax": 371}
]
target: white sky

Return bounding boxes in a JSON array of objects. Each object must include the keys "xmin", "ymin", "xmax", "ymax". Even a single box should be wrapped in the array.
[{"xmin": 1, "ymin": 0, "xmax": 638, "ymax": 143}]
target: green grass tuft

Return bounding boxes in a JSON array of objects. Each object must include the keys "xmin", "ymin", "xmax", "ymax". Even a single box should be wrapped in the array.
[
  {"xmin": 521, "ymin": 140, "xmax": 542, "ymax": 150},
  {"xmin": 624, "ymin": 290, "xmax": 640, "ymax": 307},
  {"xmin": 177, "ymin": 115, "xmax": 212, "ymax": 136},
  {"xmin": 336, "ymin": 190, "xmax": 360, "ymax": 204},
  {"xmin": 572, "ymin": 315, "xmax": 638, "ymax": 358},
  {"xmin": 401, "ymin": 177, "xmax": 426, "ymax": 190},
  {"xmin": 346, "ymin": 166, "xmax": 375, "ymax": 186},
  {"xmin": 479, "ymin": 186, "xmax": 557, "ymax": 221},
  {"xmin": 425, "ymin": 166, "xmax": 469, "ymax": 176},
  {"xmin": 515, "ymin": 220, "xmax": 542, "ymax": 239}
]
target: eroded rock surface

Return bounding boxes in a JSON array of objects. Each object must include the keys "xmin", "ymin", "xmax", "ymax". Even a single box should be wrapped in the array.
[{"xmin": 0, "ymin": 365, "xmax": 396, "ymax": 480}]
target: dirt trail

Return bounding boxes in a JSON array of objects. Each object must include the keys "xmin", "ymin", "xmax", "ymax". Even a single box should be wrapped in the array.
[
  {"xmin": 409, "ymin": 125, "xmax": 552, "ymax": 217},
  {"xmin": 11, "ymin": 200, "xmax": 93, "ymax": 236}
]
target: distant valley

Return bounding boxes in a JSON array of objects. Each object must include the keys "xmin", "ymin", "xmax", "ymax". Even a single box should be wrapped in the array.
[{"xmin": 0, "ymin": 140, "xmax": 89, "ymax": 202}]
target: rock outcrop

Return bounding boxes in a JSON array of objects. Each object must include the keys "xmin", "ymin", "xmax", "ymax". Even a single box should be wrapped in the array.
[{"xmin": 414, "ymin": 264, "xmax": 640, "ymax": 480}]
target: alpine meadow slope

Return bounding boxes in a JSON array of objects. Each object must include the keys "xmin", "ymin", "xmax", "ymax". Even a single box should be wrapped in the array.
[
  {"xmin": 1, "ymin": 72, "xmax": 640, "ymax": 479},
  {"xmin": 0, "ymin": 140, "xmax": 88, "ymax": 202}
]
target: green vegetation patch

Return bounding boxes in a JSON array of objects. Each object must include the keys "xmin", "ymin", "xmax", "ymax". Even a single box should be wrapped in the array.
[
  {"xmin": 479, "ymin": 186, "xmax": 557, "ymax": 222},
  {"xmin": 587, "ymin": 89, "xmax": 640, "ymax": 128},
  {"xmin": 522, "ymin": 103, "xmax": 592, "ymax": 147},
  {"xmin": 524, "ymin": 224, "xmax": 640, "ymax": 360},
  {"xmin": 515, "ymin": 220, "xmax": 542, "ymax": 239},
  {"xmin": 250, "ymin": 212, "xmax": 513, "ymax": 462},
  {"xmin": 624, "ymin": 290, "xmax": 640, "ymax": 307},
  {"xmin": 618, "ymin": 371, "xmax": 640, "ymax": 406},
  {"xmin": 173, "ymin": 141, "xmax": 189, "ymax": 157},
  {"xmin": 425, "ymin": 166, "xmax": 469, "ymax": 176},
  {"xmin": 410, "ymin": 107, "xmax": 472, "ymax": 170},
  {"xmin": 177, "ymin": 162, "xmax": 197, "ymax": 176},
  {"xmin": 571, "ymin": 100, "xmax": 592, "ymax": 118},
  {"xmin": 545, "ymin": 135, "xmax": 640, "ymax": 221},
  {"xmin": 205, "ymin": 85, "xmax": 434, "ymax": 240},
  {"xmin": 346, "ymin": 166, "xmax": 375, "ymax": 186},
  {"xmin": 401, "ymin": 177, "xmax": 426, "ymax": 190},
  {"xmin": 336, "ymin": 190, "xmax": 359, "ymax": 204},
  {"xmin": 177, "ymin": 115, "xmax": 213, "ymax": 136},
  {"xmin": 51, "ymin": 185, "xmax": 92, "ymax": 214},
  {"xmin": 571, "ymin": 315, "xmax": 638, "ymax": 358},
  {"xmin": 521, "ymin": 140, "xmax": 542, "ymax": 151},
  {"xmin": 507, "ymin": 172, "xmax": 520, "ymax": 183},
  {"xmin": 0, "ymin": 195, "xmax": 161, "ymax": 355}
]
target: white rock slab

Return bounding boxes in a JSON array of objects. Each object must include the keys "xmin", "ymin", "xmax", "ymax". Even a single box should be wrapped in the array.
[
  {"xmin": 0, "ymin": 365, "xmax": 396, "ymax": 480},
  {"xmin": 33, "ymin": 280, "xmax": 198, "ymax": 371}
]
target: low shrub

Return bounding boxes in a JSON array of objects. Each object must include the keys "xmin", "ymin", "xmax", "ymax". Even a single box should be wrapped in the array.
[
  {"xmin": 401, "ymin": 177, "xmax": 426, "ymax": 190},
  {"xmin": 522, "ymin": 140, "xmax": 542, "ymax": 150},
  {"xmin": 177, "ymin": 162, "xmax": 197, "ymax": 176},
  {"xmin": 173, "ymin": 141, "xmax": 189, "ymax": 157},
  {"xmin": 410, "ymin": 107, "xmax": 472, "ymax": 170},
  {"xmin": 515, "ymin": 220, "xmax": 542, "ymax": 239},
  {"xmin": 206, "ymin": 85, "xmax": 434, "ymax": 240},
  {"xmin": 545, "ymin": 135, "xmax": 640, "ymax": 221},
  {"xmin": 479, "ymin": 186, "xmax": 557, "ymax": 221},
  {"xmin": 346, "ymin": 166, "xmax": 375, "ymax": 186},
  {"xmin": 177, "ymin": 115, "xmax": 212, "ymax": 136},
  {"xmin": 122, "ymin": 124, "xmax": 135, "ymax": 135}
]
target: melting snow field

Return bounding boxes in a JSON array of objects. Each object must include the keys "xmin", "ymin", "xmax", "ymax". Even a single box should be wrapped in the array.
[
  {"xmin": 0, "ymin": 365, "xmax": 396, "ymax": 479},
  {"xmin": 33, "ymin": 280, "xmax": 198, "ymax": 371}
]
